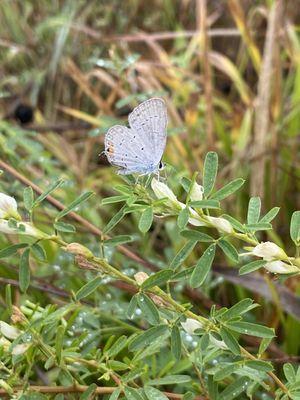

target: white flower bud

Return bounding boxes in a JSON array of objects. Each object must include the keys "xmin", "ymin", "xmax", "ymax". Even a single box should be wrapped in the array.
[
  {"xmin": 0, "ymin": 321, "xmax": 20, "ymax": 339},
  {"xmin": 0, "ymin": 220, "xmax": 46, "ymax": 239},
  {"xmin": 210, "ymin": 335, "xmax": 228, "ymax": 350},
  {"xmin": 0, "ymin": 336, "xmax": 11, "ymax": 350},
  {"xmin": 181, "ymin": 318, "xmax": 203, "ymax": 335},
  {"xmin": 134, "ymin": 271, "xmax": 149, "ymax": 285},
  {"xmin": 188, "ymin": 208, "xmax": 207, "ymax": 227},
  {"xmin": 190, "ymin": 182, "xmax": 204, "ymax": 202},
  {"xmin": 252, "ymin": 242, "xmax": 287, "ymax": 261},
  {"xmin": 151, "ymin": 178, "xmax": 182, "ymax": 209},
  {"xmin": 12, "ymin": 343, "xmax": 30, "ymax": 356},
  {"xmin": 207, "ymin": 216, "xmax": 233, "ymax": 233},
  {"xmin": 264, "ymin": 260, "xmax": 299, "ymax": 274},
  {"xmin": 65, "ymin": 243, "xmax": 93, "ymax": 259},
  {"xmin": 0, "ymin": 193, "xmax": 20, "ymax": 220}
]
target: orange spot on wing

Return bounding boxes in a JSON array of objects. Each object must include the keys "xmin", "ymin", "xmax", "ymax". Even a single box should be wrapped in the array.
[{"xmin": 107, "ymin": 143, "xmax": 115, "ymax": 155}]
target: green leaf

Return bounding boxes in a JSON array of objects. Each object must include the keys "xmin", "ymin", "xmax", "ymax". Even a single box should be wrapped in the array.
[
  {"xmin": 127, "ymin": 295, "xmax": 138, "ymax": 319},
  {"xmin": 19, "ymin": 248, "xmax": 30, "ymax": 292},
  {"xmin": 23, "ymin": 186, "xmax": 34, "ymax": 211},
  {"xmin": 226, "ymin": 321, "xmax": 274, "ymax": 338},
  {"xmin": 211, "ymin": 178, "xmax": 245, "ymax": 201},
  {"xmin": 171, "ymin": 325, "xmax": 181, "ymax": 360},
  {"xmin": 221, "ymin": 299, "xmax": 257, "ymax": 321},
  {"xmin": 75, "ymin": 276, "xmax": 102, "ymax": 300},
  {"xmin": 101, "ymin": 195, "xmax": 128, "ymax": 205},
  {"xmin": 245, "ymin": 360, "xmax": 273, "ymax": 372},
  {"xmin": 148, "ymin": 375, "xmax": 191, "ymax": 386},
  {"xmin": 203, "ymin": 152, "xmax": 218, "ymax": 197},
  {"xmin": 141, "ymin": 269, "xmax": 173, "ymax": 290},
  {"xmin": 246, "ymin": 222, "xmax": 272, "ymax": 231},
  {"xmin": 79, "ymin": 384, "xmax": 97, "ymax": 400},
  {"xmin": 105, "ymin": 235, "xmax": 134, "ymax": 246},
  {"xmin": 182, "ymin": 392, "xmax": 195, "ymax": 400},
  {"xmin": 189, "ymin": 200, "xmax": 220, "ymax": 209},
  {"xmin": 138, "ymin": 207, "xmax": 153, "ymax": 233},
  {"xmin": 260, "ymin": 207, "xmax": 280, "ymax": 223},
  {"xmin": 222, "ymin": 215, "xmax": 246, "ymax": 233},
  {"xmin": 218, "ymin": 239, "xmax": 239, "ymax": 263},
  {"xmin": 33, "ymin": 179, "xmax": 64, "ymax": 207},
  {"xmin": 109, "ymin": 388, "xmax": 121, "ymax": 400},
  {"xmin": 105, "ymin": 335, "xmax": 128, "ymax": 358},
  {"xmin": 55, "ymin": 325, "xmax": 65, "ymax": 364},
  {"xmin": 170, "ymin": 240, "xmax": 197, "ymax": 270},
  {"xmin": 247, "ymin": 197, "xmax": 261, "ymax": 224},
  {"xmin": 124, "ymin": 387, "xmax": 143, "ymax": 400},
  {"xmin": 0, "ymin": 243, "xmax": 28, "ymax": 259},
  {"xmin": 144, "ymin": 386, "xmax": 169, "ymax": 400},
  {"xmin": 31, "ymin": 243, "xmax": 46, "ymax": 261},
  {"xmin": 181, "ymin": 177, "xmax": 192, "ymax": 193},
  {"xmin": 190, "ymin": 244, "xmax": 216, "ymax": 288},
  {"xmin": 258, "ymin": 337, "xmax": 273, "ymax": 356},
  {"xmin": 56, "ymin": 191, "xmax": 94, "ymax": 220},
  {"xmin": 239, "ymin": 260, "xmax": 267, "ymax": 275},
  {"xmin": 214, "ymin": 363, "xmax": 240, "ymax": 381},
  {"xmin": 180, "ymin": 229, "xmax": 214, "ymax": 242},
  {"xmin": 283, "ymin": 363, "xmax": 296, "ymax": 383},
  {"xmin": 219, "ymin": 327, "xmax": 240, "ymax": 355},
  {"xmin": 220, "ymin": 376, "xmax": 249, "ymax": 400},
  {"xmin": 171, "ymin": 267, "xmax": 193, "ymax": 282},
  {"xmin": 54, "ymin": 221, "xmax": 76, "ymax": 233},
  {"xmin": 207, "ymin": 376, "xmax": 219, "ymax": 400},
  {"xmin": 103, "ymin": 206, "xmax": 126, "ymax": 234},
  {"xmin": 290, "ymin": 211, "xmax": 300, "ymax": 244},
  {"xmin": 137, "ymin": 293, "xmax": 160, "ymax": 325},
  {"xmin": 129, "ymin": 325, "xmax": 169, "ymax": 351},
  {"xmin": 107, "ymin": 360, "xmax": 129, "ymax": 371},
  {"xmin": 177, "ymin": 207, "xmax": 189, "ymax": 229},
  {"xmin": 5, "ymin": 284, "xmax": 12, "ymax": 314}
]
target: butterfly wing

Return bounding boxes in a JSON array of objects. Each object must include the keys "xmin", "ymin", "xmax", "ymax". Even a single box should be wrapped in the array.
[
  {"xmin": 105, "ymin": 125, "xmax": 154, "ymax": 174},
  {"xmin": 128, "ymin": 98, "xmax": 167, "ymax": 165}
]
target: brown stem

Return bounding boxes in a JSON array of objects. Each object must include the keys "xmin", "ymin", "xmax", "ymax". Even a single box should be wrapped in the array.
[{"xmin": 0, "ymin": 385, "xmax": 204, "ymax": 399}]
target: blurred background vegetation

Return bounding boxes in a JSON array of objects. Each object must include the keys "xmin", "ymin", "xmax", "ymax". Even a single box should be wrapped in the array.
[{"xmin": 0, "ymin": 0, "xmax": 300, "ymax": 396}]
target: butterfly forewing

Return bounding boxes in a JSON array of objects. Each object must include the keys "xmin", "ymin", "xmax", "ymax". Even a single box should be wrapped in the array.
[{"xmin": 128, "ymin": 98, "xmax": 167, "ymax": 165}]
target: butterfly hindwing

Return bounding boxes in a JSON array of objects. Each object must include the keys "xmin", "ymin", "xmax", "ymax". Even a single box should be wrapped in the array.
[
  {"xmin": 104, "ymin": 98, "xmax": 168, "ymax": 174},
  {"xmin": 105, "ymin": 125, "xmax": 154, "ymax": 174}
]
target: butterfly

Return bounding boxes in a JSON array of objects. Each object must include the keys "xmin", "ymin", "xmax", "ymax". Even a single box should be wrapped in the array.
[{"xmin": 104, "ymin": 98, "xmax": 167, "ymax": 175}]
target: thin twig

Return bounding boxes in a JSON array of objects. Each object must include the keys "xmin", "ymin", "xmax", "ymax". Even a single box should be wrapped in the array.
[
  {"xmin": 71, "ymin": 25, "xmax": 240, "ymax": 41},
  {"xmin": 0, "ymin": 385, "xmax": 204, "ymax": 399}
]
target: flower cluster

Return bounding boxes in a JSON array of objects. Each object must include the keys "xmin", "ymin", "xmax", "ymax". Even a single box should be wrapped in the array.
[
  {"xmin": 151, "ymin": 178, "xmax": 233, "ymax": 233},
  {"xmin": 150, "ymin": 179, "xmax": 299, "ymax": 275},
  {"xmin": 249, "ymin": 242, "xmax": 298, "ymax": 274}
]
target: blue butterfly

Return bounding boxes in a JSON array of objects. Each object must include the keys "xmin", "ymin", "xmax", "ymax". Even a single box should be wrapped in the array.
[{"xmin": 105, "ymin": 98, "xmax": 167, "ymax": 175}]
